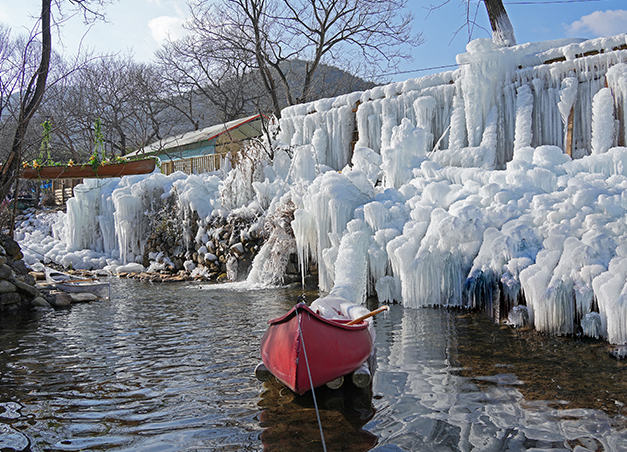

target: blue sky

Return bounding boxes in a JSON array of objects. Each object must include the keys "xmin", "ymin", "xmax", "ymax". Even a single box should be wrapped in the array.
[{"xmin": 1, "ymin": 0, "xmax": 627, "ymax": 82}]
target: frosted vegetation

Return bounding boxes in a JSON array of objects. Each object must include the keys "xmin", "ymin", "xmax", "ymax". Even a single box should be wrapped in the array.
[{"xmin": 16, "ymin": 34, "xmax": 627, "ymax": 344}]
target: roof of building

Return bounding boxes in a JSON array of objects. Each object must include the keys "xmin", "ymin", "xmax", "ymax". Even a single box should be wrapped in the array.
[{"xmin": 128, "ymin": 114, "xmax": 265, "ymax": 160}]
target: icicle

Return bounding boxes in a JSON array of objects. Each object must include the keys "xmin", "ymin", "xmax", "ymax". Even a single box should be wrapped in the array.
[
  {"xmin": 514, "ymin": 84, "xmax": 534, "ymax": 151},
  {"xmin": 591, "ymin": 87, "xmax": 615, "ymax": 155}
]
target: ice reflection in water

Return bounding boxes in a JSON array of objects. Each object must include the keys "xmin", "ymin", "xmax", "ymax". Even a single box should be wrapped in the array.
[
  {"xmin": 0, "ymin": 279, "xmax": 627, "ymax": 451},
  {"xmin": 369, "ymin": 305, "xmax": 627, "ymax": 451}
]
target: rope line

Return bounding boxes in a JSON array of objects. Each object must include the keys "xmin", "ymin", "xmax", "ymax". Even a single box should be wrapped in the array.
[{"xmin": 296, "ymin": 305, "xmax": 328, "ymax": 452}]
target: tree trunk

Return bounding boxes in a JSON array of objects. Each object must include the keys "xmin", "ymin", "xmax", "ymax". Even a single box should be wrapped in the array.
[
  {"xmin": 0, "ymin": 0, "xmax": 52, "ymax": 203},
  {"xmin": 483, "ymin": 0, "xmax": 516, "ymax": 47}
]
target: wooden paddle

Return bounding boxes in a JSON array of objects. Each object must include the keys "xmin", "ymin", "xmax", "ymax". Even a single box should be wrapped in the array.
[{"xmin": 346, "ymin": 306, "xmax": 389, "ymax": 325}]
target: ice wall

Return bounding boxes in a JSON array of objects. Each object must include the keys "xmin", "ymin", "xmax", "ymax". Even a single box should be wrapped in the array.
[
  {"xmin": 286, "ymin": 35, "xmax": 627, "ymax": 345},
  {"xmin": 20, "ymin": 170, "xmax": 223, "ymax": 271}
]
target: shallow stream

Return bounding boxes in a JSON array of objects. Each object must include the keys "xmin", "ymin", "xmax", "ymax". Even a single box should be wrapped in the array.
[{"xmin": 1, "ymin": 278, "xmax": 626, "ymax": 451}]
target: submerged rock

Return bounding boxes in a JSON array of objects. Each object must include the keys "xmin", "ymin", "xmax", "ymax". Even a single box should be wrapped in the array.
[{"xmin": 507, "ymin": 305, "xmax": 530, "ymax": 328}]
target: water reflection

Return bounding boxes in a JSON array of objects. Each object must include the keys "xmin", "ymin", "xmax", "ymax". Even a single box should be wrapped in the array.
[
  {"xmin": 2, "ymin": 280, "xmax": 627, "ymax": 451},
  {"xmin": 369, "ymin": 305, "xmax": 627, "ymax": 451},
  {"xmin": 258, "ymin": 379, "xmax": 377, "ymax": 451}
]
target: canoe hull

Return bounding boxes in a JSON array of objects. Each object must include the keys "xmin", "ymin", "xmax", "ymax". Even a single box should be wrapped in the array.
[
  {"xmin": 45, "ymin": 267, "xmax": 110, "ymax": 299},
  {"xmin": 260, "ymin": 303, "xmax": 373, "ymax": 394},
  {"xmin": 56, "ymin": 281, "xmax": 110, "ymax": 299}
]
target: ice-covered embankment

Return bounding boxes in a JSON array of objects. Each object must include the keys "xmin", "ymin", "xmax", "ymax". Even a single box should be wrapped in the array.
[
  {"xmin": 279, "ymin": 35, "xmax": 627, "ymax": 346},
  {"xmin": 15, "ymin": 34, "xmax": 627, "ymax": 346},
  {"xmin": 16, "ymin": 169, "xmax": 270, "ymax": 282}
]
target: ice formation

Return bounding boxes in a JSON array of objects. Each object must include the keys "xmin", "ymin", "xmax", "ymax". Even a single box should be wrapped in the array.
[{"xmin": 16, "ymin": 34, "xmax": 627, "ymax": 345}]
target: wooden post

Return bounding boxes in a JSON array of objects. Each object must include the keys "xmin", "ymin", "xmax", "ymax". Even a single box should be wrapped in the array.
[{"xmin": 566, "ymin": 107, "xmax": 574, "ymax": 157}]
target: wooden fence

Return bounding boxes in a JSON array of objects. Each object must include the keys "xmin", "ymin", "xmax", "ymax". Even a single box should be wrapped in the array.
[
  {"xmin": 52, "ymin": 179, "xmax": 82, "ymax": 205},
  {"xmin": 161, "ymin": 154, "xmax": 226, "ymax": 176}
]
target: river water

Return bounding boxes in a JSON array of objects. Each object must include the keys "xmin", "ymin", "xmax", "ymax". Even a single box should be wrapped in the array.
[{"xmin": 1, "ymin": 278, "xmax": 627, "ymax": 451}]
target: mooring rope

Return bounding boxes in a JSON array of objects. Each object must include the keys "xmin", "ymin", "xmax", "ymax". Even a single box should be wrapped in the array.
[{"xmin": 295, "ymin": 305, "xmax": 328, "ymax": 452}]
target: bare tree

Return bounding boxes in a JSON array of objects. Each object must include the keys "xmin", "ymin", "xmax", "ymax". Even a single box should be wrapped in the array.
[
  {"xmin": 39, "ymin": 56, "xmax": 175, "ymax": 159},
  {"xmin": 430, "ymin": 0, "xmax": 515, "ymax": 47},
  {"xmin": 156, "ymin": 35, "xmax": 261, "ymax": 124},
  {"xmin": 0, "ymin": 0, "xmax": 52, "ymax": 203},
  {"xmin": 0, "ymin": 0, "xmax": 114, "ymax": 205},
  {"xmin": 184, "ymin": 0, "xmax": 420, "ymax": 118}
]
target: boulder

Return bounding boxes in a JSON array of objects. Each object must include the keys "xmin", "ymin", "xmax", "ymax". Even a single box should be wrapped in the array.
[
  {"xmin": 11, "ymin": 279, "xmax": 39, "ymax": 298},
  {"xmin": 0, "ymin": 264, "xmax": 12, "ymax": 280},
  {"xmin": 69, "ymin": 292, "xmax": 98, "ymax": 303},
  {"xmin": 0, "ymin": 292, "xmax": 21, "ymax": 307},
  {"xmin": 31, "ymin": 296, "xmax": 51, "ymax": 308},
  {"xmin": 10, "ymin": 260, "xmax": 29, "ymax": 275},
  {"xmin": 0, "ymin": 280, "xmax": 16, "ymax": 294},
  {"xmin": 49, "ymin": 291, "xmax": 72, "ymax": 308}
]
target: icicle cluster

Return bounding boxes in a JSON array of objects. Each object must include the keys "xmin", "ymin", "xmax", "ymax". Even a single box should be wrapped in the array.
[{"xmin": 283, "ymin": 34, "xmax": 627, "ymax": 344}]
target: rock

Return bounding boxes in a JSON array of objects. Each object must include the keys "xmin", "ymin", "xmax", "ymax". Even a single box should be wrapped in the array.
[
  {"xmin": 163, "ymin": 275, "xmax": 186, "ymax": 283},
  {"xmin": 230, "ymin": 242, "xmax": 245, "ymax": 256},
  {"xmin": 19, "ymin": 274, "xmax": 36, "ymax": 286},
  {"xmin": 0, "ymin": 264, "xmax": 12, "ymax": 280},
  {"xmin": 286, "ymin": 262, "xmax": 298, "ymax": 275},
  {"xmin": 204, "ymin": 253, "xmax": 218, "ymax": 263},
  {"xmin": 610, "ymin": 345, "xmax": 627, "ymax": 360},
  {"xmin": 0, "ymin": 292, "xmax": 21, "ymax": 306},
  {"xmin": 0, "ymin": 280, "xmax": 16, "ymax": 294},
  {"xmin": 49, "ymin": 291, "xmax": 72, "ymax": 308},
  {"xmin": 10, "ymin": 260, "xmax": 29, "ymax": 275},
  {"xmin": 10, "ymin": 279, "xmax": 39, "ymax": 298},
  {"xmin": 31, "ymin": 296, "xmax": 51, "ymax": 308},
  {"xmin": 69, "ymin": 292, "xmax": 98, "ymax": 303},
  {"xmin": 0, "ymin": 235, "xmax": 22, "ymax": 261}
]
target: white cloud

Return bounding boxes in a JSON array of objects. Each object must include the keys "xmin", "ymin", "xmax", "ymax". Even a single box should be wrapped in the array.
[
  {"xmin": 148, "ymin": 15, "xmax": 186, "ymax": 44},
  {"xmin": 566, "ymin": 10, "xmax": 627, "ymax": 37}
]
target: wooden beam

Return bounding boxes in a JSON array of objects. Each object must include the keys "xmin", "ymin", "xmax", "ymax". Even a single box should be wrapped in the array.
[{"xmin": 566, "ymin": 107, "xmax": 574, "ymax": 157}]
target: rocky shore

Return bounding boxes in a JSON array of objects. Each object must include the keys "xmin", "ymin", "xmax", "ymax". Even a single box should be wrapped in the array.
[
  {"xmin": 6, "ymin": 205, "xmax": 317, "ymax": 316},
  {"xmin": 141, "ymin": 213, "xmax": 264, "ymax": 282},
  {"xmin": 0, "ymin": 234, "xmax": 88, "ymax": 314}
]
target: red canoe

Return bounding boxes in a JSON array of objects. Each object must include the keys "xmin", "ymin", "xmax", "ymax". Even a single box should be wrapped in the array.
[{"xmin": 260, "ymin": 303, "xmax": 373, "ymax": 395}]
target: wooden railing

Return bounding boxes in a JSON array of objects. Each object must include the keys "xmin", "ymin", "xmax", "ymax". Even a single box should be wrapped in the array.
[
  {"xmin": 161, "ymin": 154, "xmax": 225, "ymax": 176},
  {"xmin": 52, "ymin": 179, "xmax": 82, "ymax": 205}
]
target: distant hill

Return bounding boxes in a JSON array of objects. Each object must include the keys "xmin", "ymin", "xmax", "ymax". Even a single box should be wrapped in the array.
[
  {"xmin": 165, "ymin": 60, "xmax": 376, "ymax": 136},
  {"xmin": 277, "ymin": 60, "xmax": 376, "ymax": 103}
]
